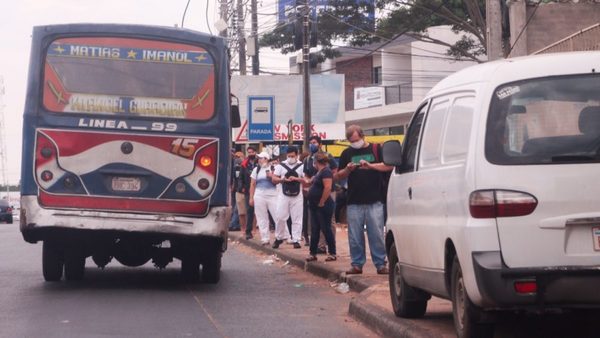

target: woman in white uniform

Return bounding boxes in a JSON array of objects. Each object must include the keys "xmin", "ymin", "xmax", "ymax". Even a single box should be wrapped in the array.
[{"xmin": 249, "ymin": 151, "xmax": 278, "ymax": 245}]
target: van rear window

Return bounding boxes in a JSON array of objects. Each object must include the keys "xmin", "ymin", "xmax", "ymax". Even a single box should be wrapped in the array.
[{"xmin": 485, "ymin": 74, "xmax": 600, "ymax": 165}]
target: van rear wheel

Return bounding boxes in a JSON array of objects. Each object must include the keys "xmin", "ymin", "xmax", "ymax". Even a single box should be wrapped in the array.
[
  {"xmin": 42, "ymin": 240, "xmax": 64, "ymax": 282},
  {"xmin": 388, "ymin": 243, "xmax": 428, "ymax": 318},
  {"xmin": 451, "ymin": 256, "xmax": 493, "ymax": 338}
]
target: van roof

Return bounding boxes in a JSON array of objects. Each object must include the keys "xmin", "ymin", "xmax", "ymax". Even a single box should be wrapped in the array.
[{"xmin": 428, "ymin": 51, "xmax": 600, "ymax": 95}]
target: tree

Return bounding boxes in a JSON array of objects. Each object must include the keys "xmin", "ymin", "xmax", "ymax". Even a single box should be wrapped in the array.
[
  {"xmin": 259, "ymin": 0, "xmax": 487, "ymax": 65},
  {"xmin": 377, "ymin": 0, "xmax": 486, "ymax": 62},
  {"xmin": 259, "ymin": 0, "xmax": 378, "ymax": 64}
]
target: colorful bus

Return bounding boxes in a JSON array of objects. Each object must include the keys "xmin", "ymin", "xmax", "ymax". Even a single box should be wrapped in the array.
[{"xmin": 20, "ymin": 24, "xmax": 239, "ymax": 283}]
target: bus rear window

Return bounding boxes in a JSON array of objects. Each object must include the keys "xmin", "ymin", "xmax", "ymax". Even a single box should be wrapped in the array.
[{"xmin": 43, "ymin": 37, "xmax": 215, "ymax": 120}]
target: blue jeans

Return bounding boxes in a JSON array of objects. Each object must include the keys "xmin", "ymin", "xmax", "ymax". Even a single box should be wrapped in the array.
[
  {"xmin": 229, "ymin": 199, "xmax": 241, "ymax": 230},
  {"xmin": 309, "ymin": 199, "xmax": 336, "ymax": 256},
  {"xmin": 347, "ymin": 202, "xmax": 386, "ymax": 269}
]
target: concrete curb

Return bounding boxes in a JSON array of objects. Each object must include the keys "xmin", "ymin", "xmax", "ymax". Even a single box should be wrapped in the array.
[{"xmin": 348, "ymin": 286, "xmax": 445, "ymax": 338}]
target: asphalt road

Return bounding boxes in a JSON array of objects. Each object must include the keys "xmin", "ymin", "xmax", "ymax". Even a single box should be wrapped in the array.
[{"xmin": 0, "ymin": 225, "xmax": 374, "ymax": 338}]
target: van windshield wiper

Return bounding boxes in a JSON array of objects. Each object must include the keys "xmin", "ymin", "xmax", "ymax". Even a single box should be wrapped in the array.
[{"xmin": 550, "ymin": 155, "xmax": 595, "ymax": 162}]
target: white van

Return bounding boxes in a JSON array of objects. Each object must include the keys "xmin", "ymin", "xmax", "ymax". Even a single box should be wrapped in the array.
[{"xmin": 382, "ymin": 51, "xmax": 600, "ymax": 338}]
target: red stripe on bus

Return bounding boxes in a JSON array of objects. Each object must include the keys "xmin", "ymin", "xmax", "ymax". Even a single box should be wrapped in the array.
[{"xmin": 39, "ymin": 191, "xmax": 208, "ymax": 216}]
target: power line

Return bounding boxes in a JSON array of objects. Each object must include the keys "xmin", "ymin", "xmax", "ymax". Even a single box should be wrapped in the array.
[
  {"xmin": 181, "ymin": 0, "xmax": 192, "ymax": 28},
  {"xmin": 314, "ymin": 1, "xmax": 448, "ymax": 74},
  {"xmin": 206, "ymin": 0, "xmax": 214, "ymax": 35},
  {"xmin": 331, "ymin": 44, "xmax": 474, "ymax": 62}
]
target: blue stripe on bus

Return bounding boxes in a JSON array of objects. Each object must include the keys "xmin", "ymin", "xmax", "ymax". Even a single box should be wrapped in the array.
[{"xmin": 48, "ymin": 43, "xmax": 213, "ymax": 65}]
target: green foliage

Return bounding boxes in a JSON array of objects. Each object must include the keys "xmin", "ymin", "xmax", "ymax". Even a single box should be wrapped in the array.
[
  {"xmin": 259, "ymin": 0, "xmax": 376, "ymax": 63},
  {"xmin": 259, "ymin": 0, "xmax": 487, "ymax": 64}
]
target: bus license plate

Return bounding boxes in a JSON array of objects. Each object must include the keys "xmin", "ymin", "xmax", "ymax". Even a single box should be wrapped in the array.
[
  {"xmin": 112, "ymin": 177, "xmax": 141, "ymax": 192},
  {"xmin": 593, "ymin": 227, "xmax": 600, "ymax": 251}
]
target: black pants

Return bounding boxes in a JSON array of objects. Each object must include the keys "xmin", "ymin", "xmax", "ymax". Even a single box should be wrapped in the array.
[
  {"xmin": 302, "ymin": 197, "xmax": 310, "ymax": 242},
  {"xmin": 244, "ymin": 192, "xmax": 255, "ymax": 236},
  {"xmin": 309, "ymin": 199, "xmax": 336, "ymax": 256},
  {"xmin": 334, "ymin": 189, "xmax": 347, "ymax": 223}
]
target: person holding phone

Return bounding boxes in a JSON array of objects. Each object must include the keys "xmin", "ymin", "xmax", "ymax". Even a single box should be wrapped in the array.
[
  {"xmin": 335, "ymin": 125, "xmax": 393, "ymax": 275},
  {"xmin": 249, "ymin": 151, "xmax": 278, "ymax": 245}
]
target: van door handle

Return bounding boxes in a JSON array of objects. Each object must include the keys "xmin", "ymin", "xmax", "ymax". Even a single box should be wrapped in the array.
[{"xmin": 408, "ymin": 187, "xmax": 412, "ymax": 200}]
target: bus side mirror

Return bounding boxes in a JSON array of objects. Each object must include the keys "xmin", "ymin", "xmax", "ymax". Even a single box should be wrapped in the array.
[
  {"xmin": 231, "ymin": 105, "xmax": 241, "ymax": 128},
  {"xmin": 383, "ymin": 140, "xmax": 403, "ymax": 167}
]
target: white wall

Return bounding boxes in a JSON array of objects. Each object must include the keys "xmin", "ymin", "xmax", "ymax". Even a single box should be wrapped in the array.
[{"xmin": 410, "ymin": 26, "xmax": 481, "ymax": 100}]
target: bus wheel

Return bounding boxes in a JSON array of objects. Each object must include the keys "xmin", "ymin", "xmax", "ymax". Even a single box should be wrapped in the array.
[
  {"xmin": 64, "ymin": 251, "xmax": 86, "ymax": 281},
  {"xmin": 42, "ymin": 240, "xmax": 64, "ymax": 282},
  {"xmin": 181, "ymin": 258, "xmax": 200, "ymax": 283},
  {"xmin": 202, "ymin": 252, "xmax": 222, "ymax": 284}
]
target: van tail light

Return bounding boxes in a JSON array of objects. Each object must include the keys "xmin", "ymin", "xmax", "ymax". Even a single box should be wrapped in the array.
[{"xmin": 469, "ymin": 190, "xmax": 537, "ymax": 218}]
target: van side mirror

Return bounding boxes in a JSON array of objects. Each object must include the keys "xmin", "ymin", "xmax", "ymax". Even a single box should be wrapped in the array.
[
  {"xmin": 231, "ymin": 105, "xmax": 241, "ymax": 128},
  {"xmin": 383, "ymin": 140, "xmax": 403, "ymax": 167}
]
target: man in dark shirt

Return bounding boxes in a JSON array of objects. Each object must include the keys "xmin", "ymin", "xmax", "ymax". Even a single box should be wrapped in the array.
[
  {"xmin": 335, "ymin": 125, "xmax": 392, "ymax": 275},
  {"xmin": 239, "ymin": 146, "xmax": 257, "ymax": 240},
  {"xmin": 229, "ymin": 150, "xmax": 243, "ymax": 231}
]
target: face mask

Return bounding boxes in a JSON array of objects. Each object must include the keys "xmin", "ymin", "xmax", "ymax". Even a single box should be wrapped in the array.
[
  {"xmin": 309, "ymin": 144, "xmax": 319, "ymax": 153},
  {"xmin": 287, "ymin": 157, "xmax": 297, "ymax": 164},
  {"xmin": 350, "ymin": 139, "xmax": 365, "ymax": 149}
]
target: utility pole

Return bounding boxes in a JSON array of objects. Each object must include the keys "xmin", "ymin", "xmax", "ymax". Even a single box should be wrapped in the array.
[
  {"xmin": 251, "ymin": 0, "xmax": 259, "ymax": 75},
  {"xmin": 238, "ymin": 0, "xmax": 247, "ymax": 75},
  {"xmin": 0, "ymin": 77, "xmax": 7, "ymax": 194},
  {"xmin": 508, "ymin": 0, "xmax": 528, "ymax": 57},
  {"xmin": 219, "ymin": 0, "xmax": 229, "ymax": 39},
  {"xmin": 486, "ymin": 0, "xmax": 503, "ymax": 60},
  {"xmin": 301, "ymin": 0, "xmax": 312, "ymax": 150}
]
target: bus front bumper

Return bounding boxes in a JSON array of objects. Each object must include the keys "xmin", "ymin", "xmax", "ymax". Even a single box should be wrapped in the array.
[{"xmin": 20, "ymin": 196, "xmax": 230, "ymax": 244}]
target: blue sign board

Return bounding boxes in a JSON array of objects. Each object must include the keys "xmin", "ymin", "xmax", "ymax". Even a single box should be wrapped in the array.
[
  {"xmin": 278, "ymin": 0, "xmax": 375, "ymax": 23},
  {"xmin": 248, "ymin": 96, "xmax": 274, "ymax": 141}
]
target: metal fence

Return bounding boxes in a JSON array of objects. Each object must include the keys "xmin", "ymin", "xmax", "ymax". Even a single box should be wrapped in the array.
[{"xmin": 534, "ymin": 23, "xmax": 600, "ymax": 54}]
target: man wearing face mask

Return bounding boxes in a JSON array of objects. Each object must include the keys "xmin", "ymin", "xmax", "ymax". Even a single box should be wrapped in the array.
[
  {"xmin": 335, "ymin": 125, "xmax": 393, "ymax": 275},
  {"xmin": 303, "ymin": 135, "xmax": 338, "ymax": 252},
  {"xmin": 271, "ymin": 146, "xmax": 304, "ymax": 249}
]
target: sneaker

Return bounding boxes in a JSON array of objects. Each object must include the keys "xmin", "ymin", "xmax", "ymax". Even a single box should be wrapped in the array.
[
  {"xmin": 272, "ymin": 239, "xmax": 284, "ymax": 249},
  {"xmin": 245, "ymin": 234, "xmax": 254, "ymax": 240},
  {"xmin": 293, "ymin": 242, "xmax": 301, "ymax": 249},
  {"xmin": 345, "ymin": 266, "xmax": 363, "ymax": 275}
]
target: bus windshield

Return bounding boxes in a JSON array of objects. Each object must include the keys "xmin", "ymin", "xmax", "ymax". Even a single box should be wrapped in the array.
[{"xmin": 44, "ymin": 37, "xmax": 215, "ymax": 120}]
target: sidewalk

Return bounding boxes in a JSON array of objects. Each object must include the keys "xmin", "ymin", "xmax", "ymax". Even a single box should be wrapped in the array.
[{"xmin": 228, "ymin": 225, "xmax": 455, "ymax": 338}]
